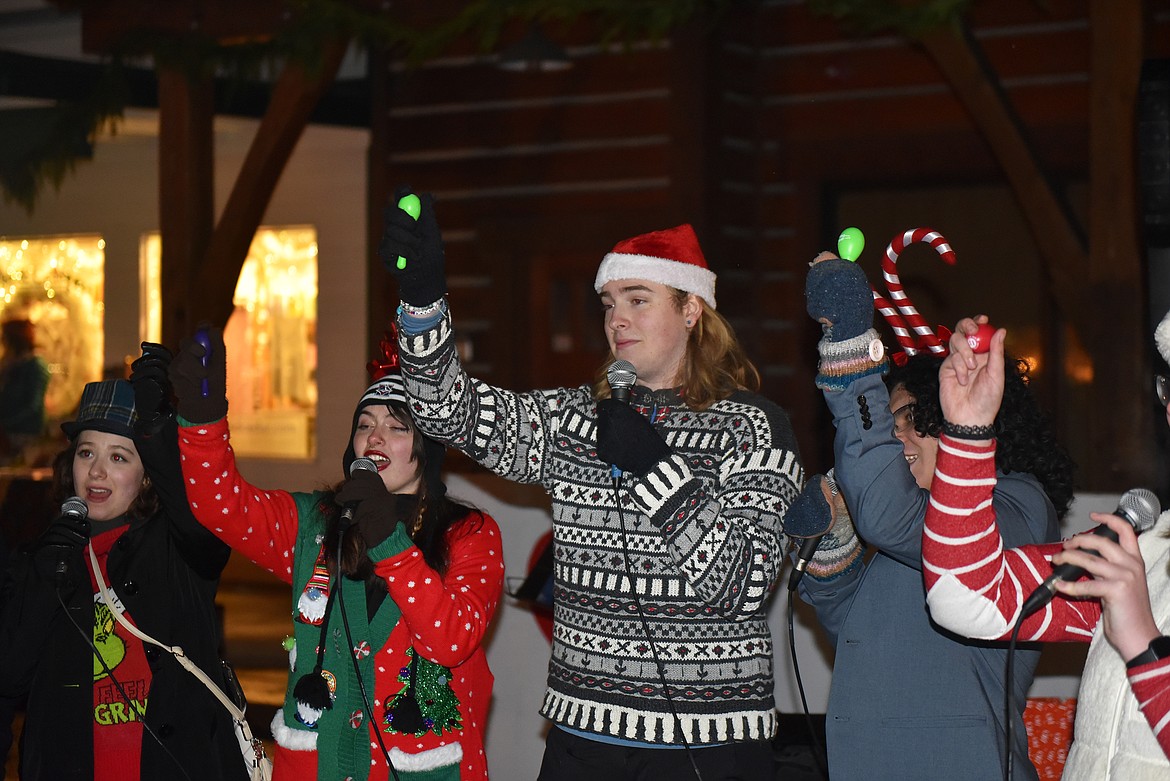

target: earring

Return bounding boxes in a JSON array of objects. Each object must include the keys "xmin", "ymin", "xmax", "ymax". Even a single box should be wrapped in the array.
[{"xmin": 685, "ymin": 319, "xmax": 692, "ymax": 327}]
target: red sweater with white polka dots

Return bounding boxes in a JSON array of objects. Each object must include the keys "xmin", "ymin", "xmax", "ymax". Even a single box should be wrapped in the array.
[{"xmin": 177, "ymin": 418, "xmax": 504, "ymax": 780}]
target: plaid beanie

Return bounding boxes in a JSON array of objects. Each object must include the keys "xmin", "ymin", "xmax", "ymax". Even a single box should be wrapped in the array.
[
  {"xmin": 61, "ymin": 380, "xmax": 138, "ymax": 440},
  {"xmin": 594, "ymin": 224, "xmax": 717, "ymax": 309}
]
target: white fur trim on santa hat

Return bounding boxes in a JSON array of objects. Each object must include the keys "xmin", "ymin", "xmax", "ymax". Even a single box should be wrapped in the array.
[
  {"xmin": 1156, "ymin": 307, "xmax": 1170, "ymax": 365},
  {"xmin": 594, "ymin": 253, "xmax": 717, "ymax": 309}
]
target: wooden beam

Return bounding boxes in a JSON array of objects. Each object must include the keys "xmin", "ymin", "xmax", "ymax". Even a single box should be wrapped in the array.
[
  {"xmin": 192, "ymin": 35, "xmax": 351, "ymax": 328},
  {"xmin": 1085, "ymin": 0, "xmax": 1157, "ymax": 490},
  {"xmin": 158, "ymin": 66, "xmax": 215, "ymax": 348},
  {"xmin": 917, "ymin": 23, "xmax": 1094, "ymax": 348}
]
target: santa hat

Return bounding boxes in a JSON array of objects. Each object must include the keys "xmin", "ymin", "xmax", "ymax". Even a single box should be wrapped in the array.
[
  {"xmin": 1157, "ymin": 307, "xmax": 1170, "ymax": 365},
  {"xmin": 594, "ymin": 224, "xmax": 717, "ymax": 309}
]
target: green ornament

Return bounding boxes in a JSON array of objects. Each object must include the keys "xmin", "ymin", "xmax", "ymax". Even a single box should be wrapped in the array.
[
  {"xmin": 396, "ymin": 193, "xmax": 422, "ymax": 270},
  {"xmin": 837, "ymin": 227, "xmax": 865, "ymax": 262}
]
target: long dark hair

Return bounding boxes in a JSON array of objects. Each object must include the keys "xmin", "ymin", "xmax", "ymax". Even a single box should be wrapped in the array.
[
  {"xmin": 888, "ymin": 353, "xmax": 1077, "ymax": 519},
  {"xmin": 51, "ymin": 435, "xmax": 159, "ymax": 522},
  {"xmin": 326, "ymin": 400, "xmax": 480, "ymax": 585}
]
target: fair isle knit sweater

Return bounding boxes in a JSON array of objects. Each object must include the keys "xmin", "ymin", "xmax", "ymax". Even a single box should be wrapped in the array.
[
  {"xmin": 397, "ymin": 307, "xmax": 802, "ymax": 745},
  {"xmin": 924, "ymin": 435, "xmax": 1170, "ymax": 779}
]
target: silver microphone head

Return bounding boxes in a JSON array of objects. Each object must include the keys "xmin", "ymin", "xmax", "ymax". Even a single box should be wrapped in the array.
[
  {"xmin": 1118, "ymin": 488, "xmax": 1161, "ymax": 533},
  {"xmin": 349, "ymin": 457, "xmax": 378, "ymax": 477},
  {"xmin": 606, "ymin": 360, "xmax": 637, "ymax": 402},
  {"xmin": 61, "ymin": 496, "xmax": 88, "ymax": 519}
]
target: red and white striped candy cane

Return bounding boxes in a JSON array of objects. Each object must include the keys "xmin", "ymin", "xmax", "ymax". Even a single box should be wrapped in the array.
[
  {"xmin": 870, "ymin": 286, "xmax": 920, "ymax": 356},
  {"xmin": 881, "ymin": 227, "xmax": 956, "ymax": 354}
]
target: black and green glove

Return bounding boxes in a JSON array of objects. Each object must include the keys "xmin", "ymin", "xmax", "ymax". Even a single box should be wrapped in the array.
[{"xmin": 378, "ymin": 186, "xmax": 448, "ymax": 307}]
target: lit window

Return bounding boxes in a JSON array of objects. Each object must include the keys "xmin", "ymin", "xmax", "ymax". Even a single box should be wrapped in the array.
[
  {"xmin": 141, "ymin": 227, "xmax": 318, "ymax": 460},
  {"xmin": 0, "ymin": 234, "xmax": 104, "ymax": 425}
]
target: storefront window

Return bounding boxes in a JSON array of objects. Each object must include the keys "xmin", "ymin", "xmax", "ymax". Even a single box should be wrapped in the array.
[
  {"xmin": 141, "ymin": 227, "xmax": 318, "ymax": 460},
  {"xmin": 0, "ymin": 234, "xmax": 104, "ymax": 429}
]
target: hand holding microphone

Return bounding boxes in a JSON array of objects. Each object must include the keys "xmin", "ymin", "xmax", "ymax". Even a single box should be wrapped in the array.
[
  {"xmin": 1020, "ymin": 488, "xmax": 1161, "ymax": 618},
  {"xmin": 784, "ymin": 473, "xmax": 861, "ymax": 591},
  {"xmin": 597, "ymin": 360, "xmax": 669, "ymax": 478},
  {"xmin": 334, "ymin": 458, "xmax": 404, "ymax": 548},
  {"xmin": 34, "ymin": 497, "xmax": 90, "ymax": 584}
]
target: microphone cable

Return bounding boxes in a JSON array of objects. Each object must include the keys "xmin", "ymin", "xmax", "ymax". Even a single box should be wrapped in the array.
[
  {"xmin": 612, "ymin": 471, "xmax": 704, "ymax": 781},
  {"xmin": 55, "ymin": 584, "xmax": 194, "ymax": 781},
  {"xmin": 1002, "ymin": 614, "xmax": 1025, "ymax": 781},
  {"xmin": 785, "ymin": 586, "xmax": 829, "ymax": 780},
  {"xmin": 334, "ymin": 524, "xmax": 403, "ymax": 781}
]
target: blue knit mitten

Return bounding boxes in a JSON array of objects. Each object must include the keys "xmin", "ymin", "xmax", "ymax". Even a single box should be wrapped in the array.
[
  {"xmin": 805, "ymin": 257, "xmax": 888, "ymax": 390},
  {"xmin": 784, "ymin": 472, "xmax": 863, "ymax": 583}
]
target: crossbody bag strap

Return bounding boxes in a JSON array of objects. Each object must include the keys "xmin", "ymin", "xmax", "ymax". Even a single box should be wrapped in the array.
[{"xmin": 86, "ymin": 542, "xmax": 247, "ymax": 722}]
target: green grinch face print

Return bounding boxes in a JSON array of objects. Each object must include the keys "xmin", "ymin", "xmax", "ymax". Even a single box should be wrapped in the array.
[{"xmin": 92, "ymin": 600, "xmax": 126, "ymax": 680}]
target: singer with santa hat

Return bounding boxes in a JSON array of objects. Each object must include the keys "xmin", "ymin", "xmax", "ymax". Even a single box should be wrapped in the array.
[{"xmin": 380, "ymin": 192, "xmax": 803, "ymax": 781}]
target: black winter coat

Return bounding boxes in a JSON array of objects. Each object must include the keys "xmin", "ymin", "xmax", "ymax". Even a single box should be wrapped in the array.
[{"xmin": 0, "ymin": 420, "xmax": 247, "ymax": 781}]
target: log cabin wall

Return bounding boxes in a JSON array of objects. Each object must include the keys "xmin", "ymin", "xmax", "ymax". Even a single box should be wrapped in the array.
[{"xmin": 371, "ymin": 0, "xmax": 1170, "ymax": 476}]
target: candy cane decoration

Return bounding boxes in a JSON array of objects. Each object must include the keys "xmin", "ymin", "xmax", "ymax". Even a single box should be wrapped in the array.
[
  {"xmin": 871, "ymin": 286, "xmax": 920, "ymax": 356},
  {"xmin": 880, "ymin": 228, "xmax": 956, "ymax": 355}
]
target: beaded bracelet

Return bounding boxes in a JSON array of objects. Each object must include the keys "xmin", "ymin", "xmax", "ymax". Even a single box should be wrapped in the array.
[{"xmin": 942, "ymin": 421, "xmax": 996, "ymax": 440}]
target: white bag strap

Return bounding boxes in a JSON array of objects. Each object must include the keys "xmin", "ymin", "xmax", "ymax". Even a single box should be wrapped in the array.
[
  {"xmin": 87, "ymin": 542, "xmax": 272, "ymax": 779},
  {"xmin": 87, "ymin": 542, "xmax": 248, "ymax": 723}
]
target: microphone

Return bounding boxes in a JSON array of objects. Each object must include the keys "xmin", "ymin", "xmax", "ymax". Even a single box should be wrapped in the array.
[
  {"xmin": 606, "ymin": 359, "xmax": 636, "ymax": 403},
  {"xmin": 789, "ymin": 537, "xmax": 823, "ymax": 592},
  {"xmin": 605, "ymin": 360, "xmax": 637, "ymax": 477},
  {"xmin": 785, "ymin": 474, "xmax": 835, "ymax": 592},
  {"xmin": 339, "ymin": 457, "xmax": 377, "ymax": 532},
  {"xmin": 1020, "ymin": 488, "xmax": 1161, "ymax": 618},
  {"xmin": 50, "ymin": 496, "xmax": 90, "ymax": 581}
]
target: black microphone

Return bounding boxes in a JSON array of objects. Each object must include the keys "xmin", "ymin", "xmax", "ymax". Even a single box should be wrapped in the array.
[
  {"xmin": 785, "ymin": 474, "xmax": 836, "ymax": 592},
  {"xmin": 606, "ymin": 359, "xmax": 636, "ymax": 403},
  {"xmin": 1020, "ymin": 488, "xmax": 1161, "ymax": 618},
  {"xmin": 50, "ymin": 496, "xmax": 90, "ymax": 581},
  {"xmin": 605, "ymin": 360, "xmax": 637, "ymax": 478},
  {"xmin": 789, "ymin": 537, "xmax": 823, "ymax": 593},
  {"xmin": 339, "ymin": 457, "xmax": 377, "ymax": 532}
]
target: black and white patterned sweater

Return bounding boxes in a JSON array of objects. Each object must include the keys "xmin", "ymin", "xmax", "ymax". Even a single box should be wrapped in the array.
[{"xmin": 397, "ymin": 308, "xmax": 803, "ymax": 745}]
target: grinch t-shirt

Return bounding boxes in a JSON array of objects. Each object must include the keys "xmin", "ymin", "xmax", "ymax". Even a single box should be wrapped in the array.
[{"xmin": 88, "ymin": 524, "xmax": 153, "ymax": 781}]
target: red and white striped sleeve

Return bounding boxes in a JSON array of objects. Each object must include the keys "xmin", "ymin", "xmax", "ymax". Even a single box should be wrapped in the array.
[
  {"xmin": 177, "ymin": 418, "xmax": 300, "ymax": 583},
  {"xmin": 1129, "ymin": 658, "xmax": 1170, "ymax": 756},
  {"xmin": 923, "ymin": 435, "xmax": 1101, "ymax": 642}
]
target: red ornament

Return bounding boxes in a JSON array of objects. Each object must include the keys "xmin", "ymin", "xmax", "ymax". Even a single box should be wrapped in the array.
[
  {"xmin": 366, "ymin": 323, "xmax": 402, "ymax": 380},
  {"xmin": 967, "ymin": 323, "xmax": 995, "ymax": 354}
]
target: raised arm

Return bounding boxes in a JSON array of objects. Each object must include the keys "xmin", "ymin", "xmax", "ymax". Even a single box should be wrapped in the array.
[{"xmin": 169, "ymin": 327, "xmax": 301, "ymax": 582}]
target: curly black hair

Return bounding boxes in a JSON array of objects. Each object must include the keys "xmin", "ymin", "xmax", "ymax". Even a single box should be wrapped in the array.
[{"xmin": 887, "ymin": 353, "xmax": 1077, "ymax": 519}]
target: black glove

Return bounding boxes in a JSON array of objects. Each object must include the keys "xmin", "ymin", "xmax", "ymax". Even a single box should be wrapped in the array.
[
  {"xmin": 805, "ymin": 257, "xmax": 874, "ymax": 342},
  {"xmin": 130, "ymin": 341, "xmax": 174, "ymax": 437},
  {"xmin": 596, "ymin": 399, "xmax": 671, "ymax": 477},
  {"xmin": 334, "ymin": 469, "xmax": 401, "ymax": 549},
  {"xmin": 168, "ymin": 325, "xmax": 228, "ymax": 424},
  {"xmin": 33, "ymin": 513, "xmax": 91, "ymax": 584},
  {"xmin": 378, "ymin": 186, "xmax": 447, "ymax": 306}
]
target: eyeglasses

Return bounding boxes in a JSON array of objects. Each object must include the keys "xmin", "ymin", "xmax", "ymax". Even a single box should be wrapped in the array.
[
  {"xmin": 1157, "ymin": 375, "xmax": 1169, "ymax": 408},
  {"xmin": 892, "ymin": 402, "xmax": 915, "ymax": 435}
]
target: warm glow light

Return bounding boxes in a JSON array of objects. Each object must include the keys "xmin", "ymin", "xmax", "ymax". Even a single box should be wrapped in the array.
[
  {"xmin": 141, "ymin": 226, "xmax": 318, "ymax": 460},
  {"xmin": 0, "ymin": 233, "xmax": 105, "ymax": 420}
]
